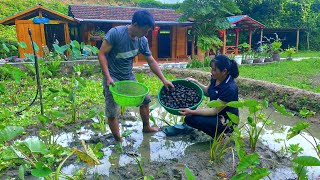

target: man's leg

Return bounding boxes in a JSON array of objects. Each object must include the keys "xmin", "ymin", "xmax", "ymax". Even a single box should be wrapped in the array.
[
  {"xmin": 140, "ymin": 103, "xmax": 160, "ymax": 132},
  {"xmin": 103, "ymin": 76, "xmax": 122, "ymax": 141},
  {"xmin": 108, "ymin": 117, "xmax": 122, "ymax": 142}
]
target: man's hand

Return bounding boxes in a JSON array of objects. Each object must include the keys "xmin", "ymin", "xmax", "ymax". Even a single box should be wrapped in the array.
[
  {"xmin": 106, "ymin": 77, "xmax": 115, "ymax": 86},
  {"xmin": 163, "ymin": 80, "xmax": 175, "ymax": 91},
  {"xmin": 179, "ymin": 108, "xmax": 193, "ymax": 116}
]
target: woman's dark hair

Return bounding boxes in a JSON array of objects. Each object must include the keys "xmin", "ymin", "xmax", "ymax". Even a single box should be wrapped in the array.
[
  {"xmin": 210, "ymin": 54, "xmax": 239, "ymax": 78},
  {"xmin": 132, "ymin": 10, "xmax": 155, "ymax": 29}
]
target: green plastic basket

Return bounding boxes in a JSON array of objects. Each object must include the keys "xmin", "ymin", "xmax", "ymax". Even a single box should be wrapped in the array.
[
  {"xmin": 109, "ymin": 81, "xmax": 149, "ymax": 107},
  {"xmin": 158, "ymin": 79, "xmax": 204, "ymax": 115}
]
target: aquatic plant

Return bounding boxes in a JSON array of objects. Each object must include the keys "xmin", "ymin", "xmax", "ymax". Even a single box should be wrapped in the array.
[{"xmin": 286, "ymin": 108, "xmax": 320, "ymax": 179}]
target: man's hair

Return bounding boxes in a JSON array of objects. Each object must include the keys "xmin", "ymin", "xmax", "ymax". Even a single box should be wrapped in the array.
[{"xmin": 132, "ymin": 10, "xmax": 155, "ymax": 29}]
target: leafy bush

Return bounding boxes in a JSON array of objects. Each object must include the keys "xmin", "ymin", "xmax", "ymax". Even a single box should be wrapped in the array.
[{"xmin": 0, "ymin": 40, "xmax": 18, "ymax": 59}]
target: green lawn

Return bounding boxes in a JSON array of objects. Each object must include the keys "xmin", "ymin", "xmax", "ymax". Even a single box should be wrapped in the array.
[
  {"xmin": 239, "ymin": 59, "xmax": 320, "ymax": 92},
  {"xmin": 281, "ymin": 50, "xmax": 320, "ymax": 58}
]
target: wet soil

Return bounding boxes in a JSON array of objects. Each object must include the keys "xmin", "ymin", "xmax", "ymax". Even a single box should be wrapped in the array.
[{"xmin": 4, "ymin": 109, "xmax": 304, "ymax": 180}]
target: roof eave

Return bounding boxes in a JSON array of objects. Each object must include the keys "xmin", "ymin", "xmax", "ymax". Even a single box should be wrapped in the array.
[{"xmin": 75, "ymin": 18, "xmax": 193, "ymax": 25}]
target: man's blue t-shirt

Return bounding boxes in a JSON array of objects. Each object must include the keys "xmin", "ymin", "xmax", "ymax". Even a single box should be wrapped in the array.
[
  {"xmin": 207, "ymin": 75, "xmax": 239, "ymax": 117},
  {"xmin": 105, "ymin": 25, "xmax": 152, "ymax": 80}
]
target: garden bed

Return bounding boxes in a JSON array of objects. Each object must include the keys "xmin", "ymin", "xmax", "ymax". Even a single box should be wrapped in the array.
[{"xmin": 1, "ymin": 62, "xmax": 320, "ymax": 179}]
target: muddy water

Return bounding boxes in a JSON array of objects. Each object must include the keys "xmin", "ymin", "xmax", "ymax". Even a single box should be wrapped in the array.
[{"xmin": 57, "ymin": 104, "xmax": 320, "ymax": 179}]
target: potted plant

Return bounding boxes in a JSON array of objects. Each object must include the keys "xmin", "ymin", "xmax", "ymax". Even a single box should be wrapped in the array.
[
  {"xmin": 270, "ymin": 40, "xmax": 282, "ymax": 61},
  {"xmin": 237, "ymin": 42, "xmax": 250, "ymax": 64},
  {"xmin": 257, "ymin": 44, "xmax": 269, "ymax": 63},
  {"xmin": 246, "ymin": 49, "xmax": 254, "ymax": 64},
  {"xmin": 285, "ymin": 47, "xmax": 295, "ymax": 60},
  {"xmin": 90, "ymin": 30, "xmax": 105, "ymax": 41}
]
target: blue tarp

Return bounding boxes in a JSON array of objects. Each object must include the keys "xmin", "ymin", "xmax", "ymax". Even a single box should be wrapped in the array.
[{"xmin": 227, "ymin": 15, "xmax": 246, "ymax": 24}]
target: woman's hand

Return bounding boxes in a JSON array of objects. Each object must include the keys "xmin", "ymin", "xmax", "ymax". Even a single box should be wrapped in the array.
[
  {"xmin": 185, "ymin": 76, "xmax": 198, "ymax": 84},
  {"xmin": 179, "ymin": 108, "xmax": 194, "ymax": 116}
]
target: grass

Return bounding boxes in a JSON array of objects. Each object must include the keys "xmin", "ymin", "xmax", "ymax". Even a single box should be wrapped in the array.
[
  {"xmin": 239, "ymin": 59, "xmax": 320, "ymax": 92},
  {"xmin": 199, "ymin": 58, "xmax": 320, "ymax": 92},
  {"xmin": 281, "ymin": 50, "xmax": 320, "ymax": 58}
]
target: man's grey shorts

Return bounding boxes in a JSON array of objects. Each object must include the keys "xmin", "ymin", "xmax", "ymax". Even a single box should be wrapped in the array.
[{"xmin": 103, "ymin": 74, "xmax": 151, "ymax": 118}]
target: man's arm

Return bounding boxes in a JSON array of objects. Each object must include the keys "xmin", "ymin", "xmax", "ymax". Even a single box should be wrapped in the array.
[
  {"xmin": 98, "ymin": 40, "xmax": 114, "ymax": 86},
  {"xmin": 145, "ymin": 55, "xmax": 174, "ymax": 90}
]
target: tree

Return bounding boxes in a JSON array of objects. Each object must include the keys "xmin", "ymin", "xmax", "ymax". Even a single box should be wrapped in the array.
[{"xmin": 177, "ymin": 0, "xmax": 240, "ymax": 56}]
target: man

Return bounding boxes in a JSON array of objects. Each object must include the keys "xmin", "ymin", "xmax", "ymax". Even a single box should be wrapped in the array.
[{"xmin": 98, "ymin": 10, "xmax": 174, "ymax": 142}]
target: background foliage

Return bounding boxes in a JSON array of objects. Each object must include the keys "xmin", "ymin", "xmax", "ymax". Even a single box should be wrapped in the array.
[{"xmin": 0, "ymin": 0, "xmax": 319, "ymax": 58}]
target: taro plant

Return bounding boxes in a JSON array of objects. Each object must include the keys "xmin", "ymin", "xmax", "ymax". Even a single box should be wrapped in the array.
[
  {"xmin": 207, "ymin": 100, "xmax": 238, "ymax": 162},
  {"xmin": 226, "ymin": 99, "xmax": 293, "ymax": 152},
  {"xmin": 87, "ymin": 108, "xmax": 106, "ymax": 132},
  {"xmin": 230, "ymin": 152, "xmax": 271, "ymax": 180},
  {"xmin": 287, "ymin": 143, "xmax": 304, "ymax": 155},
  {"xmin": 36, "ymin": 109, "xmax": 69, "ymax": 145},
  {"xmin": 286, "ymin": 108, "xmax": 320, "ymax": 179}
]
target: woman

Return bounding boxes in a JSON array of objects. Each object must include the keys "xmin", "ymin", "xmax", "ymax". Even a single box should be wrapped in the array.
[{"xmin": 179, "ymin": 55, "xmax": 239, "ymax": 138}]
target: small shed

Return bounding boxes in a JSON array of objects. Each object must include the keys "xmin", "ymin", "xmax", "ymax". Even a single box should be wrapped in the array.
[
  {"xmin": 68, "ymin": 5, "xmax": 194, "ymax": 62},
  {"xmin": 259, "ymin": 27, "xmax": 305, "ymax": 52},
  {"xmin": 0, "ymin": 5, "xmax": 76, "ymax": 58},
  {"xmin": 221, "ymin": 15, "xmax": 265, "ymax": 55}
]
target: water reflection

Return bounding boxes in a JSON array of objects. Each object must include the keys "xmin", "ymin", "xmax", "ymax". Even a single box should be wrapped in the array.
[{"xmin": 59, "ymin": 105, "xmax": 320, "ymax": 179}]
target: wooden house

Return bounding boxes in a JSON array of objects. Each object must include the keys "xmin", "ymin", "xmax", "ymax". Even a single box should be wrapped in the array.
[
  {"xmin": 68, "ymin": 5, "xmax": 194, "ymax": 63},
  {"xmin": 0, "ymin": 5, "xmax": 193, "ymax": 62},
  {"xmin": 0, "ymin": 5, "xmax": 76, "ymax": 58}
]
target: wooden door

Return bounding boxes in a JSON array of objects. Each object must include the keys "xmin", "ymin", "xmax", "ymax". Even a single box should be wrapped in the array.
[{"xmin": 16, "ymin": 20, "xmax": 45, "ymax": 58}]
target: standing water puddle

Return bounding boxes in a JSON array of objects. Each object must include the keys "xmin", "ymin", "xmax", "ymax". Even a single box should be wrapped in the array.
[{"xmin": 56, "ymin": 104, "xmax": 319, "ymax": 179}]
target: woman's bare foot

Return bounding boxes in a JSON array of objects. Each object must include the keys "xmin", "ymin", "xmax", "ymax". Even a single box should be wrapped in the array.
[{"xmin": 142, "ymin": 126, "xmax": 160, "ymax": 133}]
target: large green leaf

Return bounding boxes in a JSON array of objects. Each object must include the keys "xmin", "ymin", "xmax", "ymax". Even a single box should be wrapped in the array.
[
  {"xmin": 31, "ymin": 162, "xmax": 52, "ymax": 177},
  {"xmin": 184, "ymin": 166, "xmax": 195, "ymax": 180},
  {"xmin": 292, "ymin": 156, "xmax": 320, "ymax": 166},
  {"xmin": 230, "ymin": 172, "xmax": 248, "ymax": 180},
  {"xmin": 243, "ymin": 99, "xmax": 259, "ymax": 107},
  {"xmin": 11, "ymin": 67, "xmax": 26, "ymax": 83},
  {"xmin": 53, "ymin": 44, "xmax": 63, "ymax": 54},
  {"xmin": 0, "ymin": 126, "xmax": 24, "ymax": 143},
  {"xmin": 287, "ymin": 121, "xmax": 309, "ymax": 140},
  {"xmin": 207, "ymin": 100, "xmax": 224, "ymax": 108},
  {"xmin": 48, "ymin": 87, "xmax": 59, "ymax": 93},
  {"xmin": 236, "ymin": 153, "xmax": 260, "ymax": 172},
  {"xmin": 18, "ymin": 42, "xmax": 27, "ymax": 49},
  {"xmin": 31, "ymin": 41, "xmax": 39, "ymax": 52},
  {"xmin": 37, "ymin": 115, "xmax": 50, "ymax": 124},
  {"xmin": 0, "ymin": 83, "xmax": 5, "ymax": 94},
  {"xmin": 18, "ymin": 165, "xmax": 25, "ymax": 180},
  {"xmin": 272, "ymin": 102, "xmax": 293, "ymax": 116},
  {"xmin": 70, "ymin": 40, "xmax": 80, "ymax": 49},
  {"xmin": 248, "ymin": 168, "xmax": 270, "ymax": 180},
  {"xmin": 293, "ymin": 164, "xmax": 308, "ymax": 180},
  {"xmin": 22, "ymin": 138, "xmax": 48, "ymax": 155},
  {"xmin": 226, "ymin": 101, "xmax": 243, "ymax": 108},
  {"xmin": 227, "ymin": 112, "xmax": 239, "ymax": 124},
  {"xmin": 2, "ymin": 43, "xmax": 10, "ymax": 52},
  {"xmin": 10, "ymin": 45, "xmax": 17, "ymax": 50}
]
